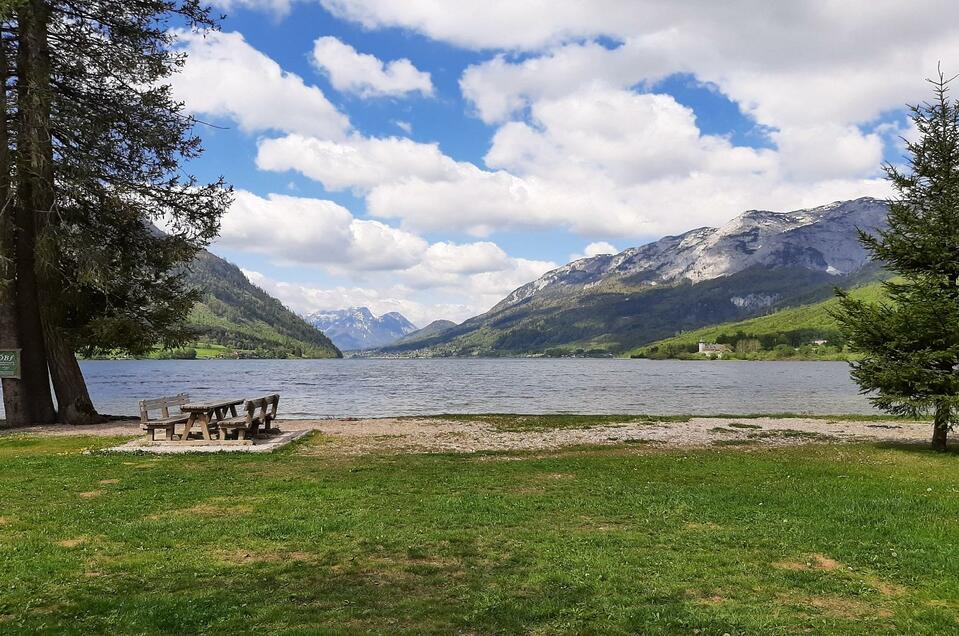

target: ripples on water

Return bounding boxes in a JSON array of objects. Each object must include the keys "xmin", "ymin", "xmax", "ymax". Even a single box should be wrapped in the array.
[{"xmin": 0, "ymin": 358, "xmax": 874, "ymax": 419}]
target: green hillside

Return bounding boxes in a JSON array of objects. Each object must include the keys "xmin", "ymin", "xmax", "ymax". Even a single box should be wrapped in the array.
[
  {"xmin": 169, "ymin": 250, "xmax": 342, "ymax": 359},
  {"xmin": 627, "ymin": 280, "xmax": 888, "ymax": 360}
]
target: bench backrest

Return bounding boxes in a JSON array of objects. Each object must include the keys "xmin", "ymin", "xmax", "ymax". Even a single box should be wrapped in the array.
[
  {"xmin": 244, "ymin": 394, "xmax": 280, "ymax": 423},
  {"xmin": 138, "ymin": 393, "xmax": 190, "ymax": 423}
]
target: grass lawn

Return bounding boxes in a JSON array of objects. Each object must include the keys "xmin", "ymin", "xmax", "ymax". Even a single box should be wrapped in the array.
[{"xmin": 1, "ymin": 429, "xmax": 958, "ymax": 634}]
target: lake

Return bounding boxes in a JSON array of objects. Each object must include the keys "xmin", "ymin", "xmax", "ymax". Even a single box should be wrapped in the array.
[{"xmin": 0, "ymin": 358, "xmax": 873, "ymax": 419}]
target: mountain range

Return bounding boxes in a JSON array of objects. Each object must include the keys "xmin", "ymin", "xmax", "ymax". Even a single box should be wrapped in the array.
[
  {"xmin": 306, "ymin": 307, "xmax": 418, "ymax": 351},
  {"xmin": 378, "ymin": 197, "xmax": 889, "ymax": 357}
]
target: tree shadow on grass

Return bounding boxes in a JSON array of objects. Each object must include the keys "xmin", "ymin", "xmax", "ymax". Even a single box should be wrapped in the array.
[{"xmin": 871, "ymin": 440, "xmax": 959, "ymax": 456}]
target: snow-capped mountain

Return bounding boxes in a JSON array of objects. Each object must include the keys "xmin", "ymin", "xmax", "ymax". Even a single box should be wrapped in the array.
[
  {"xmin": 306, "ymin": 307, "xmax": 417, "ymax": 351},
  {"xmin": 496, "ymin": 197, "xmax": 887, "ymax": 310}
]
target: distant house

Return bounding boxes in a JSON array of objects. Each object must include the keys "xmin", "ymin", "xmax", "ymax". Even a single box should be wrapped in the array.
[
  {"xmin": 698, "ymin": 340, "xmax": 730, "ymax": 358},
  {"xmin": 811, "ymin": 339, "xmax": 828, "ymax": 346}
]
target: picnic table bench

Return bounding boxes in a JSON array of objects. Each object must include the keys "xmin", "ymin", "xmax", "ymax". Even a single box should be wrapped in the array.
[
  {"xmin": 218, "ymin": 394, "xmax": 280, "ymax": 444},
  {"xmin": 179, "ymin": 398, "xmax": 246, "ymax": 443},
  {"xmin": 139, "ymin": 394, "xmax": 190, "ymax": 441},
  {"xmin": 138, "ymin": 394, "xmax": 282, "ymax": 444}
]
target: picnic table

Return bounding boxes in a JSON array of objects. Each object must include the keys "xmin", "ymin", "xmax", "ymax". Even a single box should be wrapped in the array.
[{"xmin": 179, "ymin": 399, "xmax": 245, "ymax": 441}]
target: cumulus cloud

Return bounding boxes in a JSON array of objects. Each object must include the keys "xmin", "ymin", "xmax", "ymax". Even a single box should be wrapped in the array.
[
  {"xmin": 217, "ymin": 190, "xmax": 427, "ymax": 270},
  {"xmin": 570, "ymin": 242, "xmax": 618, "ymax": 262},
  {"xmin": 172, "ymin": 30, "xmax": 350, "ymax": 139},
  {"xmin": 213, "ymin": 0, "xmax": 294, "ymax": 16},
  {"xmin": 317, "ymin": 0, "xmax": 648, "ymax": 50},
  {"xmin": 255, "ymin": 134, "xmax": 457, "ymax": 191},
  {"xmin": 220, "ymin": 192, "xmax": 557, "ymax": 322},
  {"xmin": 311, "ymin": 36, "xmax": 433, "ymax": 97}
]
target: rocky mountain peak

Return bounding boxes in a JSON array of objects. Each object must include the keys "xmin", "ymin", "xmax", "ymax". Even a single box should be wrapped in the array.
[
  {"xmin": 497, "ymin": 197, "xmax": 888, "ymax": 310},
  {"xmin": 306, "ymin": 307, "xmax": 418, "ymax": 351}
]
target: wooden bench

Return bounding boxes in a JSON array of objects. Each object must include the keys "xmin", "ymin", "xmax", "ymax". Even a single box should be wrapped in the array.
[
  {"xmin": 139, "ymin": 393, "xmax": 190, "ymax": 441},
  {"xmin": 217, "ymin": 394, "xmax": 280, "ymax": 443}
]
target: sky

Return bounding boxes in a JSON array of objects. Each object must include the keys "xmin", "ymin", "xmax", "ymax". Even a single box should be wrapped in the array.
[{"xmin": 170, "ymin": 0, "xmax": 959, "ymax": 326}]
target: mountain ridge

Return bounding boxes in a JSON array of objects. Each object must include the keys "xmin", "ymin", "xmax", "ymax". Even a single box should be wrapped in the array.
[{"xmin": 379, "ymin": 198, "xmax": 889, "ymax": 357}]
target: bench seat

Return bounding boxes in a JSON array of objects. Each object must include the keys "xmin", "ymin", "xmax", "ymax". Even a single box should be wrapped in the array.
[
  {"xmin": 139, "ymin": 393, "xmax": 190, "ymax": 441},
  {"xmin": 142, "ymin": 415, "xmax": 189, "ymax": 427},
  {"xmin": 218, "ymin": 394, "xmax": 279, "ymax": 441}
]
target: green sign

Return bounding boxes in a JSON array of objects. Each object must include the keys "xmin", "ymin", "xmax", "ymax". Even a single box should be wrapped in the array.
[{"xmin": 0, "ymin": 349, "xmax": 21, "ymax": 379}]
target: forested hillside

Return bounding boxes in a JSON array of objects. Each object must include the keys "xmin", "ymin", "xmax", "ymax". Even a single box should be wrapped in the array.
[
  {"xmin": 628, "ymin": 280, "xmax": 888, "ymax": 360},
  {"xmin": 177, "ymin": 250, "xmax": 341, "ymax": 359}
]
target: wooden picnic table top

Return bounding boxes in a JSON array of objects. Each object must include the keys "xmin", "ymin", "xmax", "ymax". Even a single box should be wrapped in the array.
[{"xmin": 180, "ymin": 399, "xmax": 244, "ymax": 413}]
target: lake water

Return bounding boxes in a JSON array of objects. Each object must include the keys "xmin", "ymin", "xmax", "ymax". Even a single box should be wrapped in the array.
[{"xmin": 0, "ymin": 358, "xmax": 873, "ymax": 419}]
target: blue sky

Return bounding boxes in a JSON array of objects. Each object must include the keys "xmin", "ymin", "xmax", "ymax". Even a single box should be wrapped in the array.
[{"xmin": 170, "ymin": 1, "xmax": 949, "ymax": 325}]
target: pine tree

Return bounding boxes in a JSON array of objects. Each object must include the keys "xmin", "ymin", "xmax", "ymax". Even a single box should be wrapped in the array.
[
  {"xmin": 834, "ymin": 69, "xmax": 959, "ymax": 451},
  {"xmin": 0, "ymin": 1, "xmax": 231, "ymax": 424}
]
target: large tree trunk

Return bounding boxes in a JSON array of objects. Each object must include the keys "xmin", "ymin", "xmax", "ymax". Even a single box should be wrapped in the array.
[
  {"xmin": 0, "ymin": 30, "xmax": 28, "ymax": 427},
  {"xmin": 30, "ymin": 1, "xmax": 98, "ymax": 425},
  {"xmin": 18, "ymin": 0, "xmax": 98, "ymax": 424},
  {"xmin": 40, "ymin": 290, "xmax": 100, "ymax": 424},
  {"xmin": 13, "ymin": 0, "xmax": 56, "ymax": 424},
  {"xmin": 932, "ymin": 402, "xmax": 950, "ymax": 452}
]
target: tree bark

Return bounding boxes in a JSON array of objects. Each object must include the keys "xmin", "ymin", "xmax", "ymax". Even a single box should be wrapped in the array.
[
  {"xmin": 18, "ymin": 0, "xmax": 98, "ymax": 424},
  {"xmin": 41, "ymin": 296, "xmax": 100, "ymax": 424},
  {"xmin": 30, "ymin": 0, "xmax": 98, "ymax": 425},
  {"xmin": 13, "ymin": 0, "xmax": 56, "ymax": 424},
  {"xmin": 0, "ymin": 29, "xmax": 28, "ymax": 427},
  {"xmin": 932, "ymin": 402, "xmax": 949, "ymax": 452}
]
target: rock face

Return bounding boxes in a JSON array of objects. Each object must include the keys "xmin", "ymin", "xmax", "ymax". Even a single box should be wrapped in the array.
[
  {"xmin": 498, "ymin": 197, "xmax": 886, "ymax": 310},
  {"xmin": 306, "ymin": 307, "xmax": 417, "ymax": 351},
  {"xmin": 380, "ymin": 198, "xmax": 890, "ymax": 357}
]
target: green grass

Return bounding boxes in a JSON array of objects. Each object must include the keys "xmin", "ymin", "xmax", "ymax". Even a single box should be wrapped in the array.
[{"xmin": 1, "ymin": 432, "xmax": 958, "ymax": 634}]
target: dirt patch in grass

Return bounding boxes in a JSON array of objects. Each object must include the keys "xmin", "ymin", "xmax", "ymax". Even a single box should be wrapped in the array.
[
  {"xmin": 684, "ymin": 521, "xmax": 722, "ymax": 531},
  {"xmin": 774, "ymin": 553, "xmax": 844, "ymax": 572},
  {"xmin": 98, "ymin": 479, "xmax": 120, "ymax": 485},
  {"xmin": 78, "ymin": 490, "xmax": 103, "ymax": 499},
  {"xmin": 144, "ymin": 497, "xmax": 260, "ymax": 521},
  {"xmin": 0, "ymin": 516, "xmax": 12, "ymax": 526},
  {"xmin": 803, "ymin": 594, "xmax": 893, "ymax": 619},
  {"xmin": 214, "ymin": 549, "xmax": 320, "ymax": 565},
  {"xmin": 57, "ymin": 536, "xmax": 91, "ymax": 548}
]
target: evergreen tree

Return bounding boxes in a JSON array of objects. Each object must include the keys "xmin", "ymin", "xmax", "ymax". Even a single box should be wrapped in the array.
[
  {"xmin": 0, "ymin": 1, "xmax": 231, "ymax": 424},
  {"xmin": 834, "ymin": 70, "xmax": 959, "ymax": 451}
]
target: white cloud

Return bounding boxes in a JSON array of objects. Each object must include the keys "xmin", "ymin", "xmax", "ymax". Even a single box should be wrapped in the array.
[
  {"xmin": 255, "ymin": 133, "xmax": 457, "ymax": 191},
  {"xmin": 311, "ymin": 36, "xmax": 433, "ymax": 97},
  {"xmin": 570, "ymin": 241, "xmax": 618, "ymax": 262},
  {"xmin": 772, "ymin": 124, "xmax": 884, "ymax": 181},
  {"xmin": 217, "ymin": 190, "xmax": 426, "ymax": 270},
  {"xmin": 317, "ymin": 0, "xmax": 649, "ymax": 50},
  {"xmin": 220, "ymin": 191, "xmax": 557, "ymax": 323},
  {"xmin": 485, "ymin": 88, "xmax": 776, "ymax": 184},
  {"xmin": 172, "ymin": 30, "xmax": 350, "ymax": 139},
  {"xmin": 214, "ymin": 0, "xmax": 294, "ymax": 16}
]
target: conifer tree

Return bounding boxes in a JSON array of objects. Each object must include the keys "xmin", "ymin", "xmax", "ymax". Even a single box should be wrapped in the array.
[
  {"xmin": 834, "ymin": 70, "xmax": 959, "ymax": 451},
  {"xmin": 0, "ymin": 1, "xmax": 231, "ymax": 424}
]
